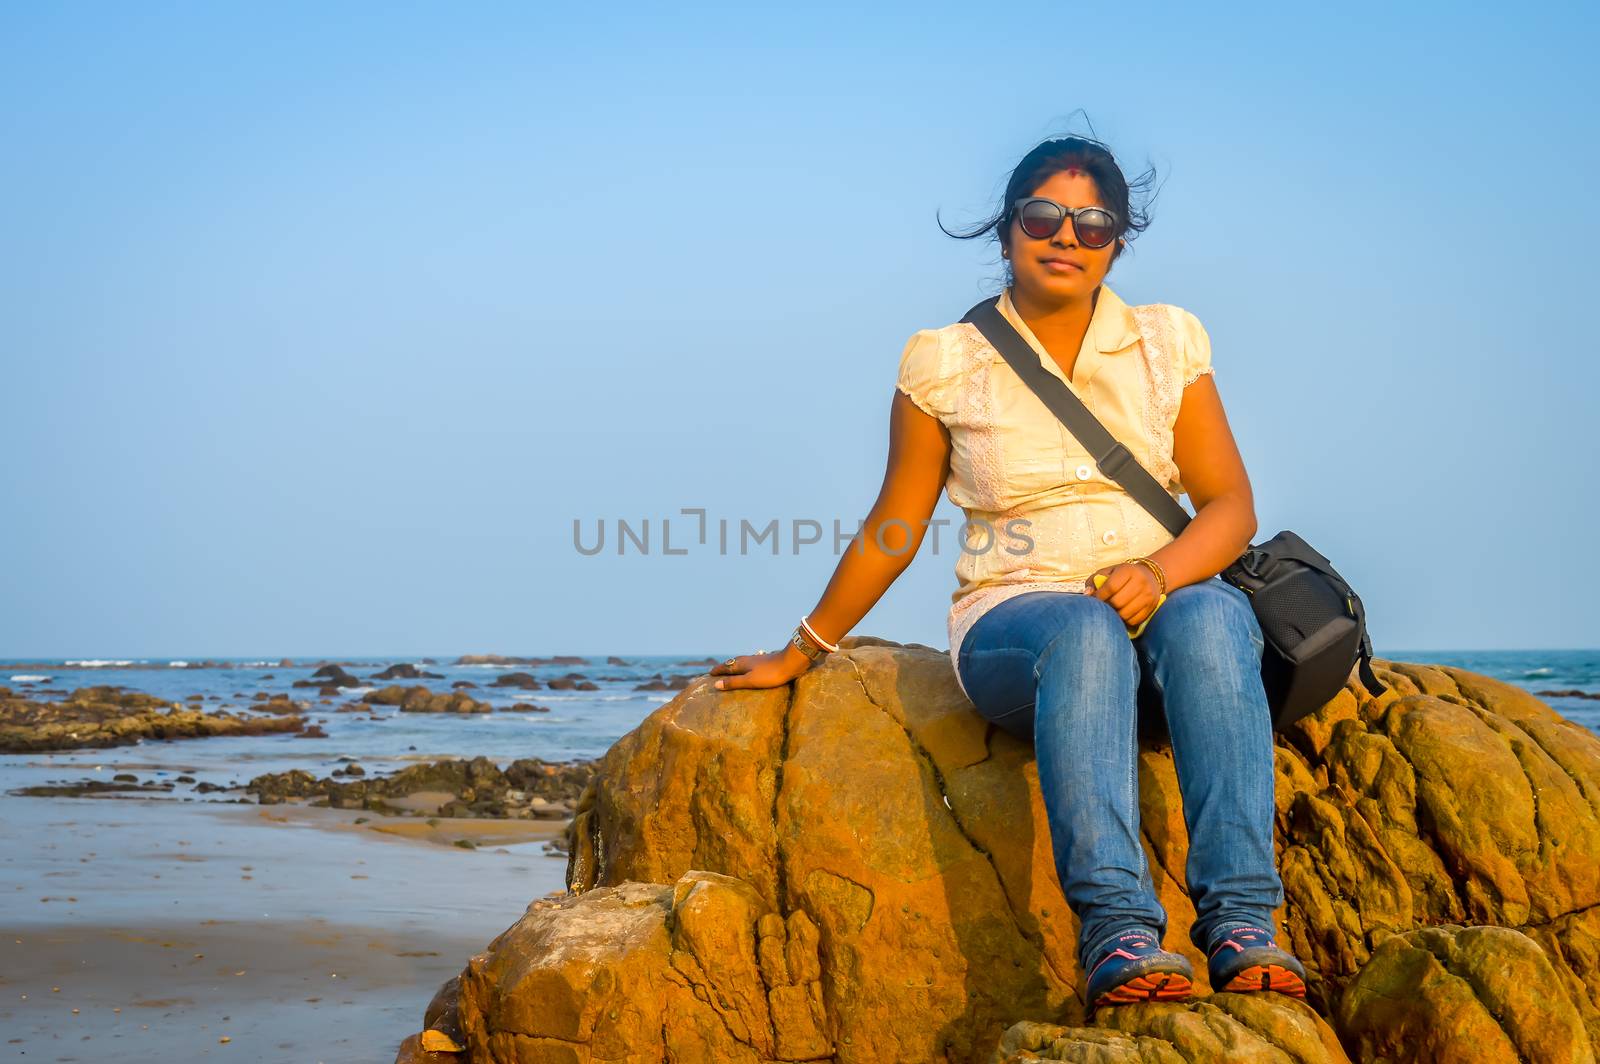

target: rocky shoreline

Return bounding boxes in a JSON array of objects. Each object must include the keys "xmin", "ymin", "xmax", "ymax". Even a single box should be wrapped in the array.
[
  {"xmin": 11, "ymin": 754, "xmax": 597, "ymax": 837},
  {"xmin": 247, "ymin": 755, "xmax": 595, "ymax": 827},
  {"xmin": 0, "ymin": 684, "xmax": 306, "ymax": 753},
  {"xmin": 2, "ymin": 679, "xmax": 602, "ymax": 844}
]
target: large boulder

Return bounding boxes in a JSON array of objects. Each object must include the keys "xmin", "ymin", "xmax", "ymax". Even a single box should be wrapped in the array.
[{"xmin": 405, "ymin": 638, "xmax": 1600, "ymax": 1063}]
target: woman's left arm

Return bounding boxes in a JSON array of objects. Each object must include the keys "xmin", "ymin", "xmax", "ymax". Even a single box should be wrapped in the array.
[{"xmin": 1145, "ymin": 372, "xmax": 1258, "ymax": 591}]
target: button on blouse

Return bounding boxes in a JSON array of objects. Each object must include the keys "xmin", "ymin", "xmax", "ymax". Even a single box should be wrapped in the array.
[{"xmin": 893, "ymin": 283, "xmax": 1216, "ymax": 700}]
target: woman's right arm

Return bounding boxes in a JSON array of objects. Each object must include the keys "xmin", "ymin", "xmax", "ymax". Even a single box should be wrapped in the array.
[{"xmin": 711, "ymin": 388, "xmax": 952, "ymax": 690}]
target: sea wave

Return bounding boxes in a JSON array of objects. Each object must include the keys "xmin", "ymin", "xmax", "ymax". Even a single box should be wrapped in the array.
[
  {"xmin": 1524, "ymin": 667, "xmax": 1555, "ymax": 677},
  {"xmin": 65, "ymin": 660, "xmax": 137, "ymax": 668},
  {"xmin": 8, "ymin": 675, "xmax": 49, "ymax": 683}
]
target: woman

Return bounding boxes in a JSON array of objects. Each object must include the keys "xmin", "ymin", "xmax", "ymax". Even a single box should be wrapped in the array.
[{"xmin": 708, "ymin": 135, "xmax": 1308, "ymax": 1011}]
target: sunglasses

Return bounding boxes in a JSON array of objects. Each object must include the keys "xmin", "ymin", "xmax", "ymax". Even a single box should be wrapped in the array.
[{"xmin": 1010, "ymin": 197, "xmax": 1120, "ymax": 249}]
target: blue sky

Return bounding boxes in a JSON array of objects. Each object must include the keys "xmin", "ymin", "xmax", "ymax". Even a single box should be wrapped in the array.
[{"xmin": 2, "ymin": 1, "xmax": 1596, "ymax": 658}]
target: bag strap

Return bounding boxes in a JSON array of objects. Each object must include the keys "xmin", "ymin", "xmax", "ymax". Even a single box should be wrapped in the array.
[
  {"xmin": 959, "ymin": 296, "xmax": 1192, "ymax": 535},
  {"xmin": 1357, "ymin": 631, "xmax": 1384, "ymax": 696}
]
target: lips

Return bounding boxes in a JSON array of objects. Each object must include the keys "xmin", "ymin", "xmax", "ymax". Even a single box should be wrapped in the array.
[{"xmin": 1041, "ymin": 258, "xmax": 1083, "ymax": 271}]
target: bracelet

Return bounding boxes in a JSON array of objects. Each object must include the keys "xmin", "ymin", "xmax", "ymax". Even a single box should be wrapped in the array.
[
  {"xmin": 790, "ymin": 626, "xmax": 826, "ymax": 664},
  {"xmin": 799, "ymin": 615, "xmax": 839, "ymax": 653},
  {"xmin": 1129, "ymin": 556, "xmax": 1168, "ymax": 597}
]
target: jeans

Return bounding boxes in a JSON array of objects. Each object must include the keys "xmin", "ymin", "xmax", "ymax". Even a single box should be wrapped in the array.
[{"xmin": 954, "ymin": 576, "xmax": 1284, "ymax": 972}]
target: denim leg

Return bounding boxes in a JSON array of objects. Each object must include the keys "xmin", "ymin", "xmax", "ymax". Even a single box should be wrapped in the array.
[
  {"xmin": 959, "ymin": 592, "xmax": 1170, "ymax": 971},
  {"xmin": 1136, "ymin": 577, "xmax": 1284, "ymax": 953}
]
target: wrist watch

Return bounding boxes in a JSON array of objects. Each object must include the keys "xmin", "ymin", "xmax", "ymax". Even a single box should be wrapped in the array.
[{"xmin": 789, "ymin": 625, "xmax": 828, "ymax": 664}]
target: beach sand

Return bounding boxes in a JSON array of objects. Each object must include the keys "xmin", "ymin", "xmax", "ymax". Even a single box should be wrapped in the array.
[{"xmin": 1, "ymin": 794, "xmax": 569, "ymax": 1062}]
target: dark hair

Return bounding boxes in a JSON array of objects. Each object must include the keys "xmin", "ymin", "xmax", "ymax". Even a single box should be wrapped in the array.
[{"xmin": 940, "ymin": 128, "xmax": 1160, "ymax": 287}]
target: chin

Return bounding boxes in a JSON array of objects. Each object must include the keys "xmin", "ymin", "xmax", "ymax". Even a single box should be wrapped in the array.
[{"xmin": 1021, "ymin": 271, "xmax": 1097, "ymax": 297}]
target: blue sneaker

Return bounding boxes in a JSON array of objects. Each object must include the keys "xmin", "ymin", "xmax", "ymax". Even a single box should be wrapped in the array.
[
  {"xmin": 1206, "ymin": 924, "xmax": 1307, "ymax": 997},
  {"xmin": 1084, "ymin": 928, "xmax": 1194, "ymax": 1009}
]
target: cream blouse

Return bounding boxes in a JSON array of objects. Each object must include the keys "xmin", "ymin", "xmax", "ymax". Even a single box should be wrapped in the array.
[{"xmin": 894, "ymin": 283, "xmax": 1216, "ymax": 700}]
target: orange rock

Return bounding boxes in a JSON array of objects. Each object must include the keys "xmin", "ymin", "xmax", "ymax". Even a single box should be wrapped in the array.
[{"xmin": 393, "ymin": 1031, "xmax": 460, "ymax": 1063}]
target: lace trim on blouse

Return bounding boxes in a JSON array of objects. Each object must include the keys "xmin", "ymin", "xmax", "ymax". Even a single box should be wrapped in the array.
[
  {"xmin": 949, "ymin": 323, "xmax": 1005, "ymax": 509},
  {"xmin": 1131, "ymin": 305, "xmax": 1182, "ymax": 493}
]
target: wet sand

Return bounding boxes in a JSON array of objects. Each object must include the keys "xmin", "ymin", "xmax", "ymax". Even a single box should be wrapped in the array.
[{"xmin": 1, "ymin": 794, "xmax": 569, "ymax": 1062}]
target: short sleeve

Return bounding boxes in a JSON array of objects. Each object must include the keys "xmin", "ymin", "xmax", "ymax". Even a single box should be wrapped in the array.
[
  {"xmin": 1173, "ymin": 307, "xmax": 1214, "ymax": 388},
  {"xmin": 895, "ymin": 328, "xmax": 951, "ymax": 419}
]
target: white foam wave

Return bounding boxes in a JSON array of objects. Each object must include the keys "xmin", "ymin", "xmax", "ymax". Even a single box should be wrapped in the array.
[
  {"xmin": 65, "ymin": 660, "xmax": 136, "ymax": 668},
  {"xmin": 1524, "ymin": 667, "xmax": 1554, "ymax": 677},
  {"xmin": 168, "ymin": 661, "xmax": 189, "ymax": 668},
  {"xmin": 9, "ymin": 674, "xmax": 49, "ymax": 683}
]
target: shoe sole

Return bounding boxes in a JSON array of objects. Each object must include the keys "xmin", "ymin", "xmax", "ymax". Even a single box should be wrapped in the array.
[
  {"xmin": 1092, "ymin": 971, "xmax": 1195, "ymax": 1006},
  {"xmin": 1218, "ymin": 963, "xmax": 1306, "ymax": 997}
]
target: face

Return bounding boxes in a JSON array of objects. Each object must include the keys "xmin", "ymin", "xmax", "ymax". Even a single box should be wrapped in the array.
[{"xmin": 1004, "ymin": 168, "xmax": 1123, "ymax": 303}]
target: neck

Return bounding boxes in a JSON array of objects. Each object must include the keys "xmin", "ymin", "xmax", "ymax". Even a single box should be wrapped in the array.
[{"xmin": 1009, "ymin": 283, "xmax": 1100, "ymax": 360}]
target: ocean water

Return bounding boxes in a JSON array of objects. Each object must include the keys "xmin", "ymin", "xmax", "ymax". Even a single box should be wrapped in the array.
[{"xmin": 0, "ymin": 649, "xmax": 1596, "ymax": 798}]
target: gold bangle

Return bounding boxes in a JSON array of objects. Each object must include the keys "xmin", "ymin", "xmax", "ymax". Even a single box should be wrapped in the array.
[{"xmin": 1130, "ymin": 556, "xmax": 1168, "ymax": 597}]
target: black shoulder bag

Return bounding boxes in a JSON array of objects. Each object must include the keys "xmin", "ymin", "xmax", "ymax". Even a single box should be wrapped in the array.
[{"xmin": 960, "ymin": 296, "xmax": 1385, "ymax": 731}]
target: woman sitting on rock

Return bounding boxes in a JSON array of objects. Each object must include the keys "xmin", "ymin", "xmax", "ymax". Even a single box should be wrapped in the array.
[{"xmin": 709, "ymin": 133, "xmax": 1309, "ymax": 1011}]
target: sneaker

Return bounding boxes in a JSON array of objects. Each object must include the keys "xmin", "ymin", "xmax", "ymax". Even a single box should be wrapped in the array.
[
  {"xmin": 1084, "ymin": 928, "xmax": 1195, "ymax": 1009},
  {"xmin": 1206, "ymin": 924, "xmax": 1307, "ymax": 996}
]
